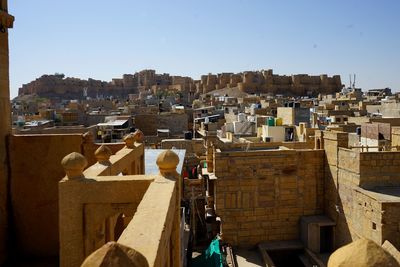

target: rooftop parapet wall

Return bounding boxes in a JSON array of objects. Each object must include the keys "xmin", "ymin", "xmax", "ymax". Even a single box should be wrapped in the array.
[
  {"xmin": 323, "ymin": 130, "xmax": 400, "ymax": 249},
  {"xmin": 60, "ymin": 135, "xmax": 147, "ymax": 267},
  {"xmin": 359, "ymin": 151, "xmax": 400, "ymax": 188},
  {"xmin": 60, "ymin": 148, "xmax": 183, "ymax": 267},
  {"xmin": 216, "ymin": 139, "xmax": 314, "ymax": 152},
  {"xmin": 335, "ymin": 148, "xmax": 400, "ymax": 188},
  {"xmin": 5, "ymin": 133, "xmax": 135, "ymax": 259}
]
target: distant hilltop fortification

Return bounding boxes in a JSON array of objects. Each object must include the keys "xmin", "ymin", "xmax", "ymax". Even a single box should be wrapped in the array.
[{"xmin": 18, "ymin": 69, "xmax": 343, "ymax": 99}]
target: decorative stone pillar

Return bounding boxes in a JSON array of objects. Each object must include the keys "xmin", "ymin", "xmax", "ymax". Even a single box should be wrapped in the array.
[
  {"xmin": 59, "ymin": 152, "xmax": 89, "ymax": 267},
  {"xmin": 156, "ymin": 150, "xmax": 181, "ymax": 266}
]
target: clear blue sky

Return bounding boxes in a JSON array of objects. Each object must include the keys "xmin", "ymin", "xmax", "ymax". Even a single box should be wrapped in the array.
[{"xmin": 8, "ymin": 0, "xmax": 400, "ymax": 98}]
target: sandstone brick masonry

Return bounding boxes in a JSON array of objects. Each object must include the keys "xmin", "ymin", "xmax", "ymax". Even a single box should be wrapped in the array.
[
  {"xmin": 324, "ymin": 131, "xmax": 400, "ymax": 249},
  {"xmin": 135, "ymin": 113, "xmax": 189, "ymax": 136},
  {"xmin": 359, "ymin": 152, "xmax": 400, "ymax": 187},
  {"xmin": 213, "ymin": 149, "xmax": 324, "ymax": 246}
]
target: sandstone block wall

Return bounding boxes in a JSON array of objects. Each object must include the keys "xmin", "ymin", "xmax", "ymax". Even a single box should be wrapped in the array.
[
  {"xmin": 359, "ymin": 152, "xmax": 400, "ymax": 188},
  {"xmin": 381, "ymin": 202, "xmax": 400, "ymax": 248},
  {"xmin": 135, "ymin": 113, "xmax": 188, "ymax": 136},
  {"xmin": 9, "ymin": 134, "xmax": 83, "ymax": 257},
  {"xmin": 214, "ymin": 149, "xmax": 324, "ymax": 246},
  {"xmin": 135, "ymin": 114, "xmax": 158, "ymax": 135},
  {"xmin": 324, "ymin": 131, "xmax": 400, "ymax": 249}
]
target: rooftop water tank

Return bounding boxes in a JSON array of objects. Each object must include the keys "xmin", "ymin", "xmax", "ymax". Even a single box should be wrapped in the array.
[{"xmin": 267, "ymin": 117, "xmax": 275, "ymax": 126}]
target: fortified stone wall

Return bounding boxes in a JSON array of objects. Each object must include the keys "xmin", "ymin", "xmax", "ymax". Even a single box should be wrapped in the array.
[
  {"xmin": 197, "ymin": 70, "xmax": 342, "ymax": 96},
  {"xmin": 18, "ymin": 74, "xmax": 135, "ymax": 99},
  {"xmin": 18, "ymin": 70, "xmax": 173, "ymax": 99},
  {"xmin": 214, "ymin": 149, "xmax": 324, "ymax": 246},
  {"xmin": 19, "ymin": 69, "xmax": 342, "ymax": 99}
]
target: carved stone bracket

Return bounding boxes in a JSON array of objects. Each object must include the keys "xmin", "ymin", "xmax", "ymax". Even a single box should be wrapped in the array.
[{"xmin": 0, "ymin": 10, "xmax": 14, "ymax": 30}]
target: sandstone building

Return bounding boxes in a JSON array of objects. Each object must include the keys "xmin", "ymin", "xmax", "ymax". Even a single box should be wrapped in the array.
[
  {"xmin": 197, "ymin": 70, "xmax": 343, "ymax": 96},
  {"xmin": 3, "ymin": 2, "xmax": 400, "ymax": 266}
]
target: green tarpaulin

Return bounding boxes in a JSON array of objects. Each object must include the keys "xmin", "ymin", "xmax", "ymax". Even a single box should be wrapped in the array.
[{"xmin": 191, "ymin": 238, "xmax": 223, "ymax": 267}]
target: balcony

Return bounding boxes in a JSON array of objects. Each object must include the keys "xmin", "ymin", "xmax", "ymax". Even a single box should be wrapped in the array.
[{"xmin": 59, "ymin": 132, "xmax": 185, "ymax": 267}]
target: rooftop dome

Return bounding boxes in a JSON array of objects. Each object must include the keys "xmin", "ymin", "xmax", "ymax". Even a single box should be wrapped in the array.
[
  {"xmin": 328, "ymin": 238, "xmax": 399, "ymax": 267},
  {"xmin": 156, "ymin": 149, "xmax": 179, "ymax": 172},
  {"xmin": 81, "ymin": 241, "xmax": 148, "ymax": 267}
]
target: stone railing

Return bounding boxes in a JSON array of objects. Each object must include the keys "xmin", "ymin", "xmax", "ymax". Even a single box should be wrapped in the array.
[{"xmin": 59, "ymin": 133, "xmax": 182, "ymax": 267}]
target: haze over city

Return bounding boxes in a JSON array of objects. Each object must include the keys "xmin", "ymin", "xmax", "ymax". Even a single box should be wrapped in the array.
[{"xmin": 8, "ymin": 0, "xmax": 400, "ymax": 98}]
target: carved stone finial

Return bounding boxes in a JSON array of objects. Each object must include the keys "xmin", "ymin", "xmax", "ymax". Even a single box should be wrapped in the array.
[
  {"xmin": 124, "ymin": 133, "xmax": 135, "ymax": 148},
  {"xmin": 81, "ymin": 241, "xmax": 149, "ymax": 267},
  {"xmin": 82, "ymin": 131, "xmax": 94, "ymax": 144},
  {"xmin": 61, "ymin": 152, "xmax": 87, "ymax": 180},
  {"xmin": 95, "ymin": 145, "xmax": 112, "ymax": 164},
  {"xmin": 133, "ymin": 129, "xmax": 144, "ymax": 143},
  {"xmin": 156, "ymin": 150, "xmax": 179, "ymax": 177}
]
